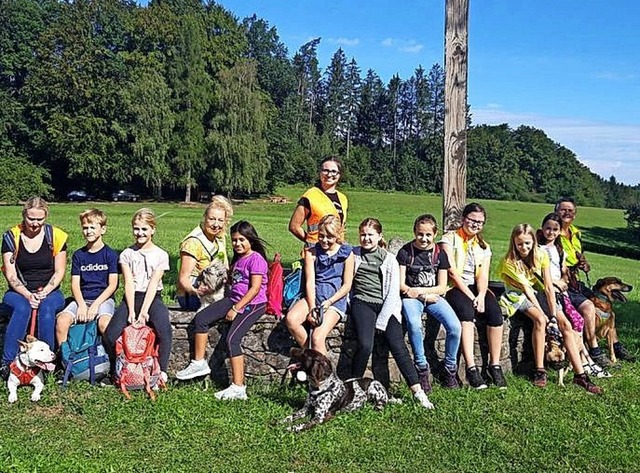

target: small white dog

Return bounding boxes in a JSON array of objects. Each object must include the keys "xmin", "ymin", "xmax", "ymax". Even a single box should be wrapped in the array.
[
  {"xmin": 195, "ymin": 259, "xmax": 228, "ymax": 311},
  {"xmin": 7, "ymin": 335, "xmax": 56, "ymax": 403}
]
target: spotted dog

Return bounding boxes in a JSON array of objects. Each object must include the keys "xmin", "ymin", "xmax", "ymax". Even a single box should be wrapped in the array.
[
  {"xmin": 195, "ymin": 259, "xmax": 228, "ymax": 311},
  {"xmin": 282, "ymin": 348, "xmax": 391, "ymax": 432}
]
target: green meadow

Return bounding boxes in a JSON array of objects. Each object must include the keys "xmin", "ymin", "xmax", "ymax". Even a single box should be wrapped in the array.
[{"xmin": 0, "ymin": 187, "xmax": 639, "ymax": 473}]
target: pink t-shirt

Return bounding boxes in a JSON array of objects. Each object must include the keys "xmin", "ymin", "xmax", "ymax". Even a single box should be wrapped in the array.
[
  {"xmin": 228, "ymin": 251, "xmax": 268, "ymax": 304},
  {"xmin": 119, "ymin": 245, "xmax": 170, "ymax": 292}
]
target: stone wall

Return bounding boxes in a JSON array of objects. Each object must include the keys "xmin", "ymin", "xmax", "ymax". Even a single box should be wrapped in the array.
[{"xmin": 0, "ymin": 298, "xmax": 533, "ymax": 387}]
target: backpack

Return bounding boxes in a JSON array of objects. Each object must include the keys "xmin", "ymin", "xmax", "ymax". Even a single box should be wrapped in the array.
[
  {"xmin": 266, "ymin": 253, "xmax": 284, "ymax": 317},
  {"xmin": 114, "ymin": 325, "xmax": 165, "ymax": 400},
  {"xmin": 60, "ymin": 321, "xmax": 110, "ymax": 387},
  {"xmin": 283, "ymin": 260, "xmax": 304, "ymax": 310}
]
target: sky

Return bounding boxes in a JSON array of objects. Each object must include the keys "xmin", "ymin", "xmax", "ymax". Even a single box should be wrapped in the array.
[{"xmin": 217, "ymin": 0, "xmax": 640, "ymax": 186}]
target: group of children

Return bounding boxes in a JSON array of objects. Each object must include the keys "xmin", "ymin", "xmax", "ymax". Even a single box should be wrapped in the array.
[{"xmin": 2, "ymin": 196, "xmax": 617, "ymax": 403}]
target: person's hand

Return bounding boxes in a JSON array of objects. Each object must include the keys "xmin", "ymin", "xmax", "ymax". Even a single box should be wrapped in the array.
[
  {"xmin": 127, "ymin": 311, "xmax": 137, "ymax": 324},
  {"xmin": 556, "ymin": 280, "xmax": 568, "ymax": 292},
  {"xmin": 225, "ymin": 308, "xmax": 238, "ymax": 322},
  {"xmin": 421, "ymin": 294, "xmax": 439, "ymax": 304},
  {"xmin": 320, "ymin": 299, "xmax": 332, "ymax": 310},
  {"xmin": 28, "ymin": 292, "xmax": 40, "ymax": 309},
  {"xmin": 405, "ymin": 288, "xmax": 420, "ymax": 299},
  {"xmin": 136, "ymin": 312, "xmax": 149, "ymax": 326},
  {"xmin": 576, "ymin": 252, "xmax": 591, "ymax": 273},
  {"xmin": 195, "ymin": 284, "xmax": 213, "ymax": 297},
  {"xmin": 473, "ymin": 295, "xmax": 485, "ymax": 313},
  {"xmin": 306, "ymin": 308, "xmax": 321, "ymax": 327},
  {"xmin": 86, "ymin": 304, "xmax": 98, "ymax": 322},
  {"xmin": 77, "ymin": 303, "xmax": 89, "ymax": 323}
]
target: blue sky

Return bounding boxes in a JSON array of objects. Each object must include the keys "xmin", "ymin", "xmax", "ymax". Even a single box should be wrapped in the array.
[{"xmin": 217, "ymin": 0, "xmax": 640, "ymax": 186}]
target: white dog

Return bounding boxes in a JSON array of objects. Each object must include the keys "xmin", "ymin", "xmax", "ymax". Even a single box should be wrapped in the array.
[
  {"xmin": 195, "ymin": 259, "xmax": 228, "ymax": 311},
  {"xmin": 7, "ymin": 335, "xmax": 56, "ymax": 403}
]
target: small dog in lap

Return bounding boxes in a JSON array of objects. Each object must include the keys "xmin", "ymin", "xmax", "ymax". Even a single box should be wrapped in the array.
[{"xmin": 195, "ymin": 259, "xmax": 228, "ymax": 311}]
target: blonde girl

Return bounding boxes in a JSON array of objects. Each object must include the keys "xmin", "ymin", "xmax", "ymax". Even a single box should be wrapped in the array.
[
  {"xmin": 350, "ymin": 218, "xmax": 433, "ymax": 409},
  {"xmin": 285, "ymin": 215, "xmax": 354, "ymax": 354},
  {"xmin": 104, "ymin": 209, "xmax": 172, "ymax": 381},
  {"xmin": 499, "ymin": 224, "xmax": 601, "ymax": 393}
]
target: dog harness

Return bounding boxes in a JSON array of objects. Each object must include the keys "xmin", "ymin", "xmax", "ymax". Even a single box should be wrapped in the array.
[
  {"xmin": 592, "ymin": 292, "xmax": 613, "ymax": 321},
  {"xmin": 9, "ymin": 360, "xmax": 40, "ymax": 385}
]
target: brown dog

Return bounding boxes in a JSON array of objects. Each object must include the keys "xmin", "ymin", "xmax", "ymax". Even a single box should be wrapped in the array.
[{"xmin": 590, "ymin": 277, "xmax": 633, "ymax": 364}]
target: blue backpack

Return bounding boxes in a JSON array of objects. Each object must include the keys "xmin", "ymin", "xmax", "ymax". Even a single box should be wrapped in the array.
[
  {"xmin": 283, "ymin": 260, "xmax": 304, "ymax": 310},
  {"xmin": 61, "ymin": 321, "xmax": 110, "ymax": 386}
]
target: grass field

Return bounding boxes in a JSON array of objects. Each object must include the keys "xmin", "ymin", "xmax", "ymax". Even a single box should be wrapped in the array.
[{"xmin": 0, "ymin": 187, "xmax": 639, "ymax": 473}]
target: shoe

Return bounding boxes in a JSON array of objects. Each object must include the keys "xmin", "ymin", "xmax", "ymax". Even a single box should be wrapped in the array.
[
  {"xmin": 590, "ymin": 350, "xmax": 611, "ymax": 368},
  {"xmin": 413, "ymin": 390, "xmax": 434, "ymax": 410},
  {"xmin": 100, "ymin": 377, "xmax": 114, "ymax": 388},
  {"xmin": 0, "ymin": 364, "xmax": 9, "ymax": 382},
  {"xmin": 487, "ymin": 364, "xmax": 507, "ymax": 389},
  {"xmin": 440, "ymin": 367, "xmax": 460, "ymax": 389},
  {"xmin": 416, "ymin": 365, "xmax": 432, "ymax": 394},
  {"xmin": 532, "ymin": 369, "xmax": 547, "ymax": 388},
  {"xmin": 614, "ymin": 344, "xmax": 637, "ymax": 362},
  {"xmin": 175, "ymin": 359, "xmax": 211, "ymax": 380},
  {"xmin": 215, "ymin": 383, "xmax": 248, "ymax": 401},
  {"xmin": 153, "ymin": 372, "xmax": 168, "ymax": 391},
  {"xmin": 573, "ymin": 373, "xmax": 603, "ymax": 394},
  {"xmin": 465, "ymin": 366, "xmax": 487, "ymax": 389}
]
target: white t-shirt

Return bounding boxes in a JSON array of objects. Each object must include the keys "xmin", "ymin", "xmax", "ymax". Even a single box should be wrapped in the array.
[
  {"xmin": 539, "ymin": 244, "xmax": 562, "ymax": 281},
  {"xmin": 120, "ymin": 245, "xmax": 170, "ymax": 292}
]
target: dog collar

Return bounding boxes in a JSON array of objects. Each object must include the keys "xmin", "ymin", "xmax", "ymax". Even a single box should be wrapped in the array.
[{"xmin": 592, "ymin": 291, "xmax": 610, "ymax": 305}]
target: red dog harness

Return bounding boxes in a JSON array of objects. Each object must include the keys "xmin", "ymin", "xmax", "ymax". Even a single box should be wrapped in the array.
[{"xmin": 10, "ymin": 360, "xmax": 40, "ymax": 385}]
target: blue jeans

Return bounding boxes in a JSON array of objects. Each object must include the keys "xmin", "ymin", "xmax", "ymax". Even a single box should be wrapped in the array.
[
  {"xmin": 2, "ymin": 289, "xmax": 65, "ymax": 364},
  {"xmin": 402, "ymin": 296, "xmax": 461, "ymax": 371}
]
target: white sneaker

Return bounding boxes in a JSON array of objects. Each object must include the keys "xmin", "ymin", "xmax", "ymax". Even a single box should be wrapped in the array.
[
  {"xmin": 214, "ymin": 383, "xmax": 248, "ymax": 401},
  {"xmin": 176, "ymin": 359, "xmax": 211, "ymax": 380},
  {"xmin": 414, "ymin": 390, "xmax": 435, "ymax": 410}
]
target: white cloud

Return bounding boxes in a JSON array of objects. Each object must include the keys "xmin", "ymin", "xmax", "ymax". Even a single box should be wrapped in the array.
[
  {"xmin": 472, "ymin": 107, "xmax": 640, "ymax": 185},
  {"xmin": 328, "ymin": 37, "xmax": 360, "ymax": 46},
  {"xmin": 381, "ymin": 38, "xmax": 424, "ymax": 54}
]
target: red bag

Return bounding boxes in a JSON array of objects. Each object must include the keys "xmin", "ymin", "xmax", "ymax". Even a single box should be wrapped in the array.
[
  {"xmin": 266, "ymin": 253, "xmax": 284, "ymax": 317},
  {"xmin": 114, "ymin": 325, "xmax": 165, "ymax": 400}
]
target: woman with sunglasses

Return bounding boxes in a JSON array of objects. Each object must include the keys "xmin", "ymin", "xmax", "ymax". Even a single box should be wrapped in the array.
[
  {"xmin": 288, "ymin": 156, "xmax": 348, "ymax": 248},
  {"xmin": 440, "ymin": 203, "xmax": 506, "ymax": 389}
]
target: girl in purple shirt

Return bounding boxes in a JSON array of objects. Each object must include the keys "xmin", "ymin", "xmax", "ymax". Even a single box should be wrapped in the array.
[{"xmin": 176, "ymin": 221, "xmax": 268, "ymax": 401}]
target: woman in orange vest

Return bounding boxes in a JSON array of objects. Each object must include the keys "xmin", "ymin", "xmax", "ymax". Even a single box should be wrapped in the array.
[{"xmin": 288, "ymin": 156, "xmax": 348, "ymax": 247}]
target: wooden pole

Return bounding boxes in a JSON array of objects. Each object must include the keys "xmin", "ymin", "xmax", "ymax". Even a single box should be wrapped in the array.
[{"xmin": 443, "ymin": 0, "xmax": 469, "ymax": 230}]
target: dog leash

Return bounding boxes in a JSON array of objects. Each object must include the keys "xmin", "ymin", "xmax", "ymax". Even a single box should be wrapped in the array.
[
  {"xmin": 308, "ymin": 305, "xmax": 325, "ymax": 349},
  {"xmin": 28, "ymin": 287, "xmax": 42, "ymax": 337}
]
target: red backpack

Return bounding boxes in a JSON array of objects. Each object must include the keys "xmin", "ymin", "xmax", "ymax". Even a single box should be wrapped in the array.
[
  {"xmin": 114, "ymin": 325, "xmax": 165, "ymax": 400},
  {"xmin": 266, "ymin": 253, "xmax": 284, "ymax": 317}
]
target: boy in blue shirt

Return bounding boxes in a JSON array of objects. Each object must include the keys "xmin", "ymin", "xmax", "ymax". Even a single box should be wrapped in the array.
[{"xmin": 56, "ymin": 209, "xmax": 119, "ymax": 344}]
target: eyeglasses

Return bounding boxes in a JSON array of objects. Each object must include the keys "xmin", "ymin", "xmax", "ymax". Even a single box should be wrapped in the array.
[
  {"xmin": 321, "ymin": 169, "xmax": 340, "ymax": 176},
  {"xmin": 558, "ymin": 208, "xmax": 576, "ymax": 215},
  {"xmin": 465, "ymin": 217, "xmax": 485, "ymax": 227}
]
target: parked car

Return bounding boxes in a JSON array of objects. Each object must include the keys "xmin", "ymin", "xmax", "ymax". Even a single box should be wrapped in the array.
[
  {"xmin": 111, "ymin": 190, "xmax": 139, "ymax": 202},
  {"xmin": 67, "ymin": 190, "xmax": 89, "ymax": 202}
]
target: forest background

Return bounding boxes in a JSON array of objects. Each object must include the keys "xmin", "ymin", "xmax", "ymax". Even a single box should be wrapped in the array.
[{"xmin": 1, "ymin": 0, "xmax": 639, "ymax": 209}]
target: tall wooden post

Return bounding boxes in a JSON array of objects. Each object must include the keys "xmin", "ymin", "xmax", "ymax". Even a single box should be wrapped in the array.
[{"xmin": 443, "ymin": 0, "xmax": 469, "ymax": 230}]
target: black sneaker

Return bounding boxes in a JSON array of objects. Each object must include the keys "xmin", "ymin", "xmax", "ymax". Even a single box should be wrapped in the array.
[
  {"xmin": 590, "ymin": 350, "xmax": 611, "ymax": 368},
  {"xmin": 465, "ymin": 366, "xmax": 487, "ymax": 389},
  {"xmin": 532, "ymin": 369, "xmax": 547, "ymax": 388},
  {"xmin": 440, "ymin": 367, "xmax": 460, "ymax": 389},
  {"xmin": 416, "ymin": 365, "xmax": 432, "ymax": 394},
  {"xmin": 488, "ymin": 364, "xmax": 507, "ymax": 389},
  {"xmin": 614, "ymin": 344, "xmax": 637, "ymax": 363},
  {"xmin": 573, "ymin": 373, "xmax": 603, "ymax": 394},
  {"xmin": 0, "ymin": 364, "xmax": 9, "ymax": 382}
]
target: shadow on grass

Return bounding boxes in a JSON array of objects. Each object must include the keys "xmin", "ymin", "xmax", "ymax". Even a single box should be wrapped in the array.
[{"xmin": 582, "ymin": 226, "xmax": 640, "ymax": 259}]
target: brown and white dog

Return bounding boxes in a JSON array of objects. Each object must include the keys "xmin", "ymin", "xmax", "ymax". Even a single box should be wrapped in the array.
[
  {"xmin": 282, "ymin": 348, "xmax": 392, "ymax": 432},
  {"xmin": 590, "ymin": 276, "xmax": 633, "ymax": 364},
  {"xmin": 7, "ymin": 335, "xmax": 56, "ymax": 403},
  {"xmin": 195, "ymin": 259, "xmax": 228, "ymax": 311}
]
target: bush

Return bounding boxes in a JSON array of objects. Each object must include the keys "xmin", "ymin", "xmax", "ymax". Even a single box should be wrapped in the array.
[
  {"xmin": 0, "ymin": 153, "xmax": 52, "ymax": 203},
  {"xmin": 624, "ymin": 202, "xmax": 640, "ymax": 235}
]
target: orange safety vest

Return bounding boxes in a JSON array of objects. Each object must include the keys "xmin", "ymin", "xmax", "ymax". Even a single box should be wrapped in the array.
[{"xmin": 301, "ymin": 187, "xmax": 348, "ymax": 244}]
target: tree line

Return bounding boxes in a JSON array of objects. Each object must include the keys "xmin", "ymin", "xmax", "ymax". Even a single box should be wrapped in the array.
[{"xmin": 1, "ymin": 0, "xmax": 638, "ymax": 208}]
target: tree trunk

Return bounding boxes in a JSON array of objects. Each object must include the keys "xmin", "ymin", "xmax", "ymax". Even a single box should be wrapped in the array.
[
  {"xmin": 443, "ymin": 0, "xmax": 469, "ymax": 231},
  {"xmin": 184, "ymin": 167, "xmax": 192, "ymax": 203}
]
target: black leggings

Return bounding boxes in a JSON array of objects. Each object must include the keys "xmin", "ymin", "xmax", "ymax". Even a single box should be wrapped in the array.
[
  {"xmin": 446, "ymin": 285, "xmax": 504, "ymax": 326},
  {"xmin": 192, "ymin": 297, "xmax": 266, "ymax": 358},
  {"xmin": 104, "ymin": 292, "xmax": 173, "ymax": 372},
  {"xmin": 350, "ymin": 299, "xmax": 419, "ymax": 387}
]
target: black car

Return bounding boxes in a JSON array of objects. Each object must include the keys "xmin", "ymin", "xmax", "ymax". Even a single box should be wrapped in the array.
[
  {"xmin": 111, "ymin": 190, "xmax": 139, "ymax": 202},
  {"xmin": 67, "ymin": 190, "xmax": 89, "ymax": 202}
]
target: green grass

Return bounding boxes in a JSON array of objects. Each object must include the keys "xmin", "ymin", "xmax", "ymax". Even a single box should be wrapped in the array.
[{"xmin": 0, "ymin": 187, "xmax": 639, "ymax": 473}]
